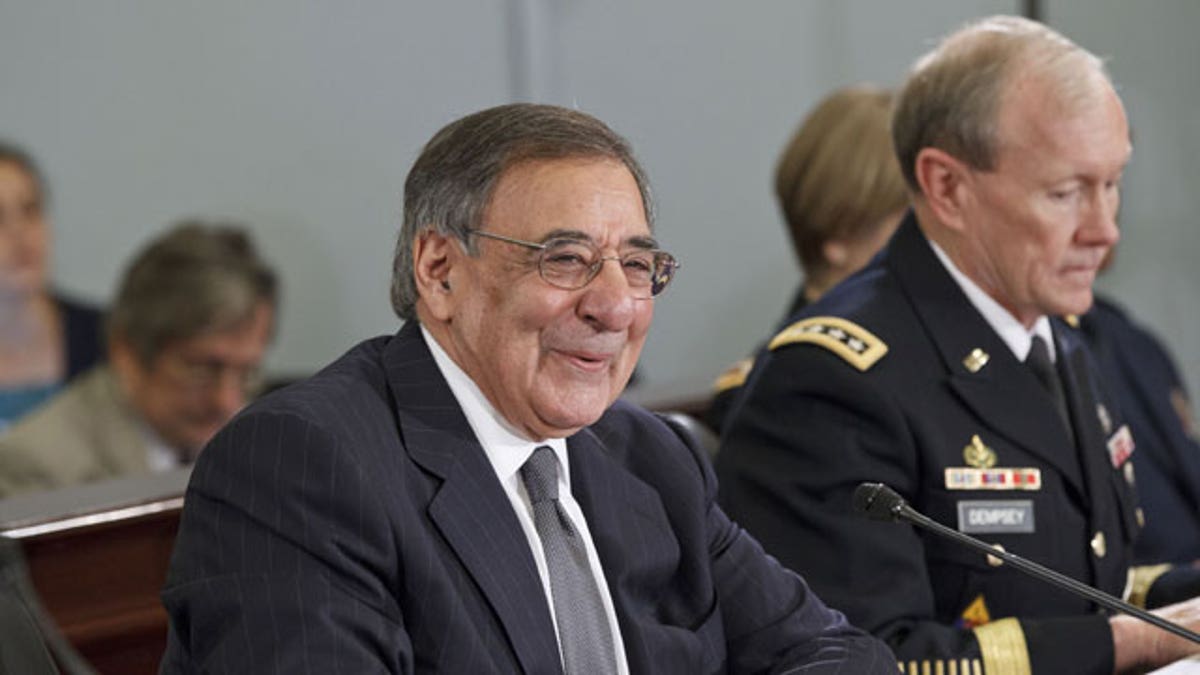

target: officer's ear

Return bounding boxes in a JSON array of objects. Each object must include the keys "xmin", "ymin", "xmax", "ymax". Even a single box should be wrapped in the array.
[{"xmin": 914, "ymin": 147, "xmax": 974, "ymax": 233}]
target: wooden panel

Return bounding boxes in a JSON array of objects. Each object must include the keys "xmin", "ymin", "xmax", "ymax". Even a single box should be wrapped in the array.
[
  {"xmin": 0, "ymin": 469, "xmax": 189, "ymax": 675},
  {"xmin": 21, "ymin": 507, "xmax": 180, "ymax": 674}
]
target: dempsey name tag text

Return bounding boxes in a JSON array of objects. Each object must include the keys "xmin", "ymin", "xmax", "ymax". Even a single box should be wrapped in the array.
[{"xmin": 956, "ymin": 500, "xmax": 1035, "ymax": 534}]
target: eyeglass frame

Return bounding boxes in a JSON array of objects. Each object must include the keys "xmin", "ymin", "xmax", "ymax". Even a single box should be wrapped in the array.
[{"xmin": 465, "ymin": 228, "xmax": 680, "ymax": 298}]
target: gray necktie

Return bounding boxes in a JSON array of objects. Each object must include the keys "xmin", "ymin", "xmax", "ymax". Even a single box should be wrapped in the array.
[{"xmin": 520, "ymin": 445, "xmax": 618, "ymax": 675}]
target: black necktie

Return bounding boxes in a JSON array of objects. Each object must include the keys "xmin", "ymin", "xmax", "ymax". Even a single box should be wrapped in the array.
[
  {"xmin": 520, "ymin": 446, "xmax": 618, "ymax": 675},
  {"xmin": 1026, "ymin": 335, "xmax": 1074, "ymax": 441}
]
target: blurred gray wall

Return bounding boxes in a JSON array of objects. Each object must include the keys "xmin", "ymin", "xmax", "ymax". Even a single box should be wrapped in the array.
[{"xmin": 2, "ymin": 1, "xmax": 1196, "ymax": 404}]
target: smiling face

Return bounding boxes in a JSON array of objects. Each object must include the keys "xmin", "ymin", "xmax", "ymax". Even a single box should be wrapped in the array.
[
  {"xmin": 424, "ymin": 158, "xmax": 654, "ymax": 440},
  {"xmin": 0, "ymin": 160, "xmax": 50, "ymax": 299},
  {"xmin": 956, "ymin": 72, "xmax": 1131, "ymax": 327}
]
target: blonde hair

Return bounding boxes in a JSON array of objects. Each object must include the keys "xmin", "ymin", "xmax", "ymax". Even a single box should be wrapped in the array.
[{"xmin": 775, "ymin": 85, "xmax": 908, "ymax": 273}]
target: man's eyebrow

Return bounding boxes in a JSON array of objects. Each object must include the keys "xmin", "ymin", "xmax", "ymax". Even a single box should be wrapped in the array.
[
  {"xmin": 624, "ymin": 235, "xmax": 658, "ymax": 250},
  {"xmin": 540, "ymin": 229, "xmax": 659, "ymax": 249}
]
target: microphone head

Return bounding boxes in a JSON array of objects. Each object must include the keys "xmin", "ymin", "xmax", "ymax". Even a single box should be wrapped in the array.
[{"xmin": 852, "ymin": 482, "xmax": 907, "ymax": 521}]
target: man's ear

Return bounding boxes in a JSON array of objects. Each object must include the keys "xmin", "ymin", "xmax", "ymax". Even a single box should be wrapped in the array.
[
  {"xmin": 914, "ymin": 147, "xmax": 973, "ymax": 232},
  {"xmin": 412, "ymin": 229, "xmax": 459, "ymax": 321}
]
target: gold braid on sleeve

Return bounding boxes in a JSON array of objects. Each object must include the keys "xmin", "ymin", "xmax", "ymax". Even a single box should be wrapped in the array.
[
  {"xmin": 1124, "ymin": 563, "xmax": 1173, "ymax": 609},
  {"xmin": 973, "ymin": 618, "xmax": 1031, "ymax": 675}
]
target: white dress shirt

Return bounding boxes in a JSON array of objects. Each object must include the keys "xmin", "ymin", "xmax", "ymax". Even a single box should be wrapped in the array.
[
  {"xmin": 143, "ymin": 422, "xmax": 184, "ymax": 473},
  {"xmin": 929, "ymin": 240, "xmax": 1056, "ymax": 363},
  {"xmin": 421, "ymin": 326, "xmax": 629, "ymax": 674}
]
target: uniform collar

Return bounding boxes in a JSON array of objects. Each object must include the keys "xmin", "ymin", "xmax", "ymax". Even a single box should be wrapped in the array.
[{"xmin": 928, "ymin": 239, "xmax": 1056, "ymax": 363}]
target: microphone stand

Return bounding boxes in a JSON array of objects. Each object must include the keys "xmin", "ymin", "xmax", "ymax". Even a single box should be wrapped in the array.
[{"xmin": 856, "ymin": 482, "xmax": 1200, "ymax": 645}]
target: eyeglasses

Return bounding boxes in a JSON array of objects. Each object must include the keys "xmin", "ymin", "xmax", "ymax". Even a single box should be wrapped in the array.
[
  {"xmin": 161, "ymin": 354, "xmax": 265, "ymax": 395},
  {"xmin": 467, "ymin": 229, "xmax": 680, "ymax": 298}
]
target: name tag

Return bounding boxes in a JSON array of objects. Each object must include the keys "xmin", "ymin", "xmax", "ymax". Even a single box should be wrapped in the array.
[{"xmin": 957, "ymin": 500, "xmax": 1036, "ymax": 534}]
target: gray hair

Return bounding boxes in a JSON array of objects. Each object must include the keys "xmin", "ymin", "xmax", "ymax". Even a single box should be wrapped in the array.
[
  {"xmin": 893, "ymin": 15, "xmax": 1110, "ymax": 192},
  {"xmin": 390, "ymin": 103, "xmax": 654, "ymax": 321},
  {"xmin": 107, "ymin": 220, "xmax": 279, "ymax": 365}
]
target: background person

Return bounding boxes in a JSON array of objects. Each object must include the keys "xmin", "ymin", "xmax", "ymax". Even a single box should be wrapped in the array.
[
  {"xmin": 708, "ymin": 85, "xmax": 908, "ymax": 432},
  {"xmin": 1083, "ymin": 252, "xmax": 1200, "ymax": 565},
  {"xmin": 0, "ymin": 141, "xmax": 103, "ymax": 431},
  {"xmin": 0, "ymin": 221, "xmax": 277, "ymax": 497}
]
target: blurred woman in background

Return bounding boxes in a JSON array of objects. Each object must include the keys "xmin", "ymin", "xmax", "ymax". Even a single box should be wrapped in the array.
[
  {"xmin": 0, "ymin": 141, "xmax": 103, "ymax": 431},
  {"xmin": 708, "ymin": 85, "xmax": 909, "ymax": 431}
]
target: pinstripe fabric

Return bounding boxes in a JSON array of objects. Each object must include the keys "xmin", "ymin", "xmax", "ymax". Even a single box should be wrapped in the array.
[{"xmin": 160, "ymin": 322, "xmax": 894, "ymax": 673}]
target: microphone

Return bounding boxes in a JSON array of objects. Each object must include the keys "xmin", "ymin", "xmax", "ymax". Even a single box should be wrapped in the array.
[{"xmin": 852, "ymin": 482, "xmax": 1200, "ymax": 645}]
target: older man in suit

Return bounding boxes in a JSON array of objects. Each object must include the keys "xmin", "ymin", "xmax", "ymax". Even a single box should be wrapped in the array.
[{"xmin": 159, "ymin": 103, "xmax": 894, "ymax": 674}]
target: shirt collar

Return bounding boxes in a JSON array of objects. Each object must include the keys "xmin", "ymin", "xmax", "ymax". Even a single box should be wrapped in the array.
[
  {"xmin": 420, "ymin": 324, "xmax": 570, "ymax": 486},
  {"xmin": 928, "ymin": 240, "xmax": 1056, "ymax": 363}
]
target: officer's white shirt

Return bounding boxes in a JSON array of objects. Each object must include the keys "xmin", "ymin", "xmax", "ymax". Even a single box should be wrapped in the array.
[{"xmin": 930, "ymin": 240, "xmax": 1057, "ymax": 364}]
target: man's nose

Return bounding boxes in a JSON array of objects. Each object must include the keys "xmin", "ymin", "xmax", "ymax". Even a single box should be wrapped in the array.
[
  {"xmin": 208, "ymin": 373, "xmax": 249, "ymax": 417},
  {"xmin": 1081, "ymin": 187, "xmax": 1121, "ymax": 248},
  {"xmin": 577, "ymin": 258, "xmax": 638, "ymax": 331}
]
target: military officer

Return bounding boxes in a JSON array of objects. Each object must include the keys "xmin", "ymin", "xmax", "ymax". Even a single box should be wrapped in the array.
[{"xmin": 717, "ymin": 15, "xmax": 1200, "ymax": 675}]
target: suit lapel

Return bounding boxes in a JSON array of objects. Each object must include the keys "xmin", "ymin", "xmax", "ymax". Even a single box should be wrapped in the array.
[
  {"xmin": 888, "ymin": 217, "xmax": 1085, "ymax": 497},
  {"xmin": 382, "ymin": 323, "xmax": 561, "ymax": 674}
]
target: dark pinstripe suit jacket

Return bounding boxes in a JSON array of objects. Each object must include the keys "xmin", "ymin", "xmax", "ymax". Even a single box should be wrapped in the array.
[{"xmin": 159, "ymin": 322, "xmax": 893, "ymax": 674}]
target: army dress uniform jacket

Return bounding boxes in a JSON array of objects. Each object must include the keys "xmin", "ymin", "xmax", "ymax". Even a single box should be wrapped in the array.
[{"xmin": 717, "ymin": 214, "xmax": 1153, "ymax": 675}]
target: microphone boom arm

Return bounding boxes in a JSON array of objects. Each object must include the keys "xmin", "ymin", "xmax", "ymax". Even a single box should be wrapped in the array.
[{"xmin": 853, "ymin": 482, "xmax": 1200, "ymax": 645}]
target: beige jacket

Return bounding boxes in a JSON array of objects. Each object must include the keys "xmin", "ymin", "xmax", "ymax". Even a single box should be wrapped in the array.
[{"xmin": 0, "ymin": 366, "xmax": 151, "ymax": 498}]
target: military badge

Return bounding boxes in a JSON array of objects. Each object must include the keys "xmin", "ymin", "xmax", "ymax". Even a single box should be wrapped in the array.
[
  {"xmin": 1106, "ymin": 424, "xmax": 1135, "ymax": 468},
  {"xmin": 957, "ymin": 595, "xmax": 991, "ymax": 629},
  {"xmin": 963, "ymin": 435, "xmax": 996, "ymax": 468},
  {"xmin": 768, "ymin": 317, "xmax": 887, "ymax": 371},
  {"xmin": 945, "ymin": 467, "xmax": 1042, "ymax": 491},
  {"xmin": 712, "ymin": 357, "xmax": 753, "ymax": 393},
  {"xmin": 962, "ymin": 348, "xmax": 990, "ymax": 374}
]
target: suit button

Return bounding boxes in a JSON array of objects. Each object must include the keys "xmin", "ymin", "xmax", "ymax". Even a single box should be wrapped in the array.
[{"xmin": 1091, "ymin": 531, "xmax": 1107, "ymax": 558}]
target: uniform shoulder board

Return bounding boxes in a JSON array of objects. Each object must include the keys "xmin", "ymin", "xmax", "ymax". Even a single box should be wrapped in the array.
[
  {"xmin": 768, "ymin": 316, "xmax": 888, "ymax": 372},
  {"xmin": 712, "ymin": 357, "xmax": 754, "ymax": 394}
]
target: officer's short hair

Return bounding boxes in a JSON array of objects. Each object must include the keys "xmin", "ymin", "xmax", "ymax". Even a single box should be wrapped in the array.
[{"xmin": 893, "ymin": 15, "xmax": 1110, "ymax": 193}]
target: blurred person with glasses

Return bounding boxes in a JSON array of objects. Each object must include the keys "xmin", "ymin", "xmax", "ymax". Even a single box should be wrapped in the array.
[
  {"xmin": 159, "ymin": 103, "xmax": 893, "ymax": 674},
  {"xmin": 0, "ymin": 221, "xmax": 277, "ymax": 497}
]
